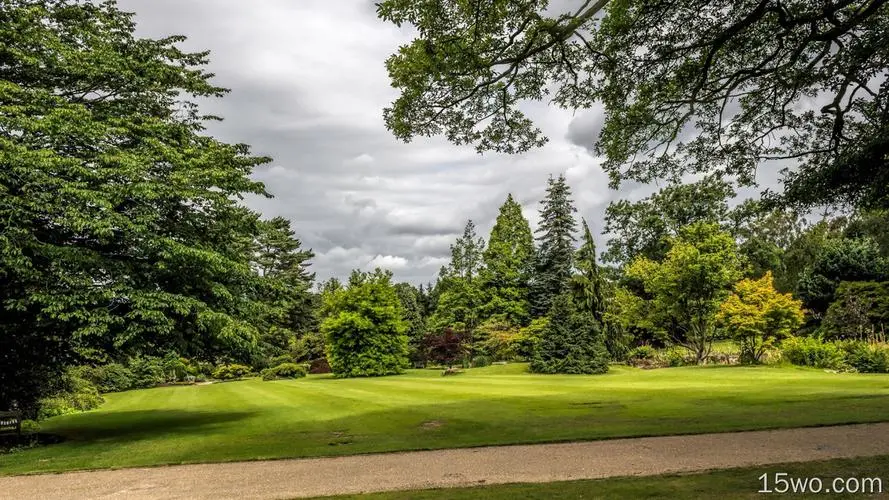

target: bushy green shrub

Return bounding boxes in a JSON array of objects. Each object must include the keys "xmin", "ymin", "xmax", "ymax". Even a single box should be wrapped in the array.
[
  {"xmin": 37, "ymin": 369, "xmax": 104, "ymax": 420},
  {"xmin": 261, "ymin": 363, "xmax": 308, "ymax": 381},
  {"xmin": 627, "ymin": 345, "xmax": 657, "ymax": 361},
  {"xmin": 840, "ymin": 341, "xmax": 889, "ymax": 373},
  {"xmin": 212, "ymin": 363, "xmax": 251, "ymax": 380},
  {"xmin": 470, "ymin": 355, "xmax": 491, "ymax": 368},
  {"xmin": 75, "ymin": 363, "xmax": 135, "ymax": 393},
  {"xmin": 780, "ymin": 336, "xmax": 846, "ymax": 369},
  {"xmin": 129, "ymin": 356, "xmax": 165, "ymax": 388},
  {"xmin": 665, "ymin": 349, "xmax": 687, "ymax": 367}
]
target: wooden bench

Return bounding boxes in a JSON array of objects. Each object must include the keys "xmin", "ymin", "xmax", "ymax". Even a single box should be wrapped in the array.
[{"xmin": 0, "ymin": 411, "xmax": 22, "ymax": 436}]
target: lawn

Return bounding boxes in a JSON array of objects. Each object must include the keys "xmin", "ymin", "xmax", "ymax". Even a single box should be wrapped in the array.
[
  {"xmin": 4, "ymin": 363, "xmax": 889, "ymax": 475},
  {"xmin": 319, "ymin": 455, "xmax": 889, "ymax": 499}
]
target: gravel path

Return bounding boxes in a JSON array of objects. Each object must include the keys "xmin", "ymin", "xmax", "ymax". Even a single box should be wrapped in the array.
[{"xmin": 3, "ymin": 423, "xmax": 889, "ymax": 499}]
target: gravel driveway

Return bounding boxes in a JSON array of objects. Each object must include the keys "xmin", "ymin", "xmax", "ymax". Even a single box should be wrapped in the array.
[{"xmin": 2, "ymin": 422, "xmax": 888, "ymax": 499}]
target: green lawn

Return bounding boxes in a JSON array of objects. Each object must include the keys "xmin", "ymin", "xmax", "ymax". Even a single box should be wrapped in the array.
[
  {"xmin": 4, "ymin": 363, "xmax": 889, "ymax": 475},
  {"xmin": 319, "ymin": 455, "xmax": 889, "ymax": 499}
]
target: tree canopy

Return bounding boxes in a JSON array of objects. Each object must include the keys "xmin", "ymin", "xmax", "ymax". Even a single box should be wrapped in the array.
[
  {"xmin": 378, "ymin": 0, "xmax": 889, "ymax": 210},
  {"xmin": 0, "ymin": 0, "xmax": 281, "ymax": 414}
]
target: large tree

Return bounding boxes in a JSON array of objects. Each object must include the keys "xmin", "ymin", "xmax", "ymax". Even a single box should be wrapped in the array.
[
  {"xmin": 530, "ymin": 292, "xmax": 609, "ymax": 375},
  {"xmin": 321, "ymin": 269, "xmax": 409, "ymax": 377},
  {"xmin": 603, "ymin": 176, "xmax": 735, "ymax": 265},
  {"xmin": 530, "ymin": 174, "xmax": 577, "ymax": 317},
  {"xmin": 627, "ymin": 223, "xmax": 744, "ymax": 363},
  {"xmin": 378, "ymin": 0, "xmax": 889, "ymax": 210},
  {"xmin": 429, "ymin": 220, "xmax": 486, "ymax": 349},
  {"xmin": 0, "ymin": 1, "xmax": 274, "ymax": 414},
  {"xmin": 480, "ymin": 194, "xmax": 535, "ymax": 325}
]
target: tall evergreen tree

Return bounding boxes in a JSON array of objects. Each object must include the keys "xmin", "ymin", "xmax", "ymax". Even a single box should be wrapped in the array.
[
  {"xmin": 573, "ymin": 219, "xmax": 630, "ymax": 359},
  {"xmin": 480, "ymin": 194, "xmax": 534, "ymax": 325},
  {"xmin": 394, "ymin": 282, "xmax": 427, "ymax": 366},
  {"xmin": 429, "ymin": 220, "xmax": 486, "ymax": 346},
  {"xmin": 530, "ymin": 174, "xmax": 577, "ymax": 317},
  {"xmin": 530, "ymin": 293, "xmax": 609, "ymax": 375}
]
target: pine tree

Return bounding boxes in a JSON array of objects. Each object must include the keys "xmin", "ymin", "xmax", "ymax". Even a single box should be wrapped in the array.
[
  {"xmin": 530, "ymin": 293, "xmax": 609, "ymax": 374},
  {"xmin": 480, "ymin": 194, "xmax": 535, "ymax": 325},
  {"xmin": 530, "ymin": 174, "xmax": 578, "ymax": 317},
  {"xmin": 429, "ymin": 220, "xmax": 486, "ymax": 348}
]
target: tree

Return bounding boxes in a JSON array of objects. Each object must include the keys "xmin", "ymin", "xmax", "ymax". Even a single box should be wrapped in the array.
[
  {"xmin": 321, "ymin": 269, "xmax": 409, "ymax": 377},
  {"xmin": 394, "ymin": 282, "xmax": 428, "ymax": 366},
  {"xmin": 250, "ymin": 217, "xmax": 316, "ymax": 365},
  {"xmin": 480, "ymin": 194, "xmax": 534, "ymax": 325},
  {"xmin": 603, "ymin": 177, "xmax": 735, "ymax": 265},
  {"xmin": 428, "ymin": 220, "xmax": 486, "ymax": 347},
  {"xmin": 424, "ymin": 327, "xmax": 468, "ymax": 368},
  {"xmin": 573, "ymin": 219, "xmax": 629, "ymax": 359},
  {"xmin": 0, "ymin": 1, "xmax": 273, "ymax": 415},
  {"xmin": 378, "ymin": 0, "xmax": 889, "ymax": 210},
  {"xmin": 727, "ymin": 200, "xmax": 806, "ymax": 282},
  {"xmin": 797, "ymin": 238, "xmax": 889, "ymax": 316},
  {"xmin": 716, "ymin": 272, "xmax": 804, "ymax": 363},
  {"xmin": 530, "ymin": 174, "xmax": 577, "ymax": 317},
  {"xmin": 627, "ymin": 223, "xmax": 744, "ymax": 363},
  {"xmin": 822, "ymin": 281, "xmax": 889, "ymax": 340},
  {"xmin": 530, "ymin": 293, "xmax": 609, "ymax": 375}
]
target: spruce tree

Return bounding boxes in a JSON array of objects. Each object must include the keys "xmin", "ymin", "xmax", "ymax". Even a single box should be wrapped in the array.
[
  {"xmin": 530, "ymin": 174, "xmax": 577, "ymax": 317},
  {"xmin": 530, "ymin": 293, "xmax": 609, "ymax": 374},
  {"xmin": 480, "ymin": 194, "xmax": 534, "ymax": 325}
]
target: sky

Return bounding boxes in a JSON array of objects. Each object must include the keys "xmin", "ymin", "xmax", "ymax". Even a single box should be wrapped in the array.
[{"xmin": 118, "ymin": 0, "xmax": 775, "ymax": 285}]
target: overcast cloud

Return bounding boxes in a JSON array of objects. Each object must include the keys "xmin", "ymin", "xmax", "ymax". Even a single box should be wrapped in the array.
[{"xmin": 118, "ymin": 0, "xmax": 777, "ymax": 285}]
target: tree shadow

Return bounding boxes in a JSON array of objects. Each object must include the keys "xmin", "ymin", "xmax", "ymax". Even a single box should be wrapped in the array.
[{"xmin": 50, "ymin": 409, "xmax": 259, "ymax": 444}]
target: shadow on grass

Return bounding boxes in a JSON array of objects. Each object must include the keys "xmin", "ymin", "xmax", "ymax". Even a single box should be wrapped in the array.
[{"xmin": 51, "ymin": 409, "xmax": 260, "ymax": 443}]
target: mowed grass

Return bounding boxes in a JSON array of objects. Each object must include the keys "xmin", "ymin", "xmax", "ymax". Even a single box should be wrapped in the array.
[
  {"xmin": 4, "ymin": 363, "xmax": 889, "ymax": 475},
  {"xmin": 321, "ymin": 455, "xmax": 889, "ymax": 499}
]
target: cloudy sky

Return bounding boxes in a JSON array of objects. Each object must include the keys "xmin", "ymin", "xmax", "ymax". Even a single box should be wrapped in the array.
[{"xmin": 118, "ymin": 0, "xmax": 773, "ymax": 285}]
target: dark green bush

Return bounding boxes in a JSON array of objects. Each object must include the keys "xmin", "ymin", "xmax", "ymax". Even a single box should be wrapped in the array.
[
  {"xmin": 627, "ymin": 345, "xmax": 657, "ymax": 361},
  {"xmin": 260, "ymin": 363, "xmax": 308, "ymax": 381},
  {"xmin": 780, "ymin": 336, "xmax": 846, "ymax": 369},
  {"xmin": 129, "ymin": 356, "xmax": 165, "ymax": 388},
  {"xmin": 840, "ymin": 341, "xmax": 889, "ymax": 373},
  {"xmin": 76, "ymin": 363, "xmax": 135, "ymax": 393},
  {"xmin": 212, "ymin": 363, "xmax": 251, "ymax": 380},
  {"xmin": 37, "ymin": 369, "xmax": 104, "ymax": 420},
  {"xmin": 470, "ymin": 355, "xmax": 491, "ymax": 368}
]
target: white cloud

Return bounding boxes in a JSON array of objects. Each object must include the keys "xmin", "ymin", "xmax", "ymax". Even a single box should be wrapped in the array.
[{"xmin": 367, "ymin": 255, "xmax": 409, "ymax": 270}]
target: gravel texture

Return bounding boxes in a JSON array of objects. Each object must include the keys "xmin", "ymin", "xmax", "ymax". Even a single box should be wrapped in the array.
[{"xmin": 2, "ymin": 422, "xmax": 889, "ymax": 499}]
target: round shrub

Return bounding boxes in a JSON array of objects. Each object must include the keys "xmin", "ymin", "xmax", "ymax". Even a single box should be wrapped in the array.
[
  {"xmin": 212, "ymin": 363, "xmax": 251, "ymax": 380},
  {"xmin": 780, "ymin": 336, "xmax": 846, "ymax": 369},
  {"xmin": 840, "ymin": 341, "xmax": 889, "ymax": 373},
  {"xmin": 261, "ymin": 363, "xmax": 307, "ymax": 381},
  {"xmin": 471, "ymin": 355, "xmax": 491, "ymax": 368},
  {"xmin": 627, "ymin": 345, "xmax": 657, "ymax": 361}
]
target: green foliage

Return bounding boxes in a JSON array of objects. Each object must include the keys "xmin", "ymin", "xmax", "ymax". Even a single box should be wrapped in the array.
[
  {"xmin": 603, "ymin": 177, "xmax": 734, "ymax": 265},
  {"xmin": 260, "ymin": 363, "xmax": 307, "ymax": 381},
  {"xmin": 321, "ymin": 269, "xmax": 409, "ymax": 377},
  {"xmin": 839, "ymin": 342, "xmax": 889, "ymax": 373},
  {"xmin": 429, "ymin": 220, "xmax": 486, "ymax": 341},
  {"xmin": 513, "ymin": 318, "xmax": 547, "ymax": 360},
  {"xmin": 470, "ymin": 355, "xmax": 492, "ymax": 368},
  {"xmin": 212, "ymin": 364, "xmax": 251, "ymax": 381},
  {"xmin": 476, "ymin": 318, "xmax": 521, "ymax": 361},
  {"xmin": 530, "ymin": 174, "xmax": 577, "ymax": 318},
  {"xmin": 822, "ymin": 281, "xmax": 889, "ymax": 340},
  {"xmin": 394, "ymin": 282, "xmax": 428, "ymax": 366},
  {"xmin": 780, "ymin": 337, "xmax": 846, "ymax": 370},
  {"xmin": 627, "ymin": 223, "xmax": 744, "ymax": 363},
  {"xmin": 74, "ymin": 363, "xmax": 134, "ymax": 393},
  {"xmin": 378, "ymin": 0, "xmax": 889, "ymax": 210},
  {"xmin": 480, "ymin": 194, "xmax": 534, "ymax": 325},
  {"xmin": 627, "ymin": 345, "xmax": 657, "ymax": 361},
  {"xmin": 0, "ymin": 0, "xmax": 278, "ymax": 415},
  {"xmin": 797, "ymin": 238, "xmax": 889, "ymax": 315},
  {"xmin": 128, "ymin": 357, "xmax": 166, "ymax": 388},
  {"xmin": 36, "ymin": 369, "xmax": 103, "ymax": 420},
  {"xmin": 530, "ymin": 293, "xmax": 609, "ymax": 375},
  {"xmin": 717, "ymin": 272, "xmax": 805, "ymax": 364}
]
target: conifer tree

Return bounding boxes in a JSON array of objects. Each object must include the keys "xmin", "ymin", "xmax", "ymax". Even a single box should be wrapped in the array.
[
  {"xmin": 530, "ymin": 174, "xmax": 577, "ymax": 317},
  {"xmin": 530, "ymin": 293, "xmax": 609, "ymax": 374},
  {"xmin": 480, "ymin": 194, "xmax": 535, "ymax": 325},
  {"xmin": 429, "ymin": 220, "xmax": 486, "ymax": 344}
]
